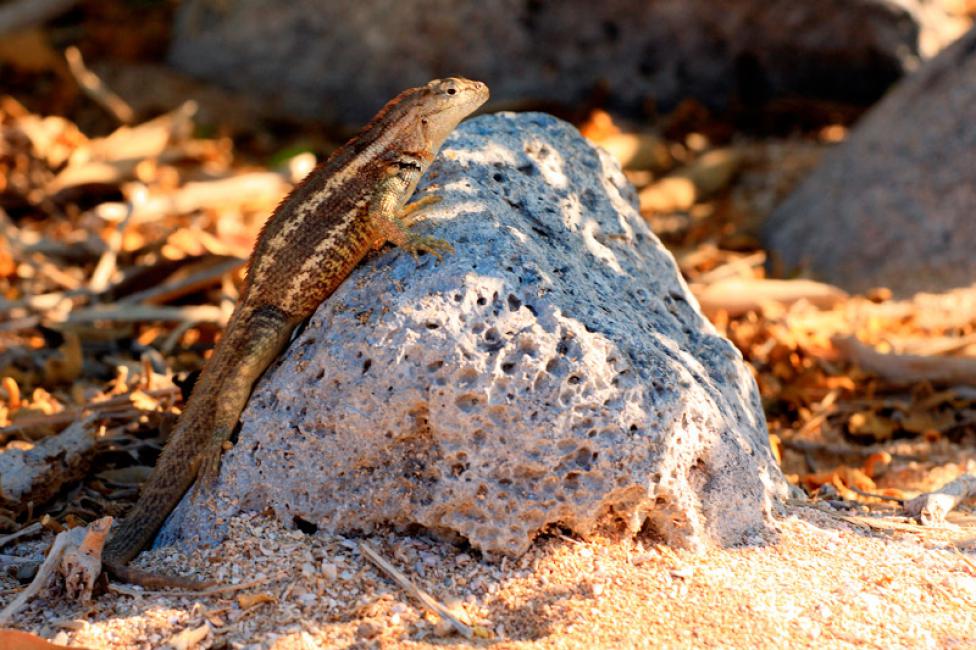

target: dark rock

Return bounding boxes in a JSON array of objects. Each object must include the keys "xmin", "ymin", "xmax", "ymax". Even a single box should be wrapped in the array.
[
  {"xmin": 763, "ymin": 26, "xmax": 976, "ymax": 296},
  {"xmin": 168, "ymin": 0, "xmax": 962, "ymax": 125}
]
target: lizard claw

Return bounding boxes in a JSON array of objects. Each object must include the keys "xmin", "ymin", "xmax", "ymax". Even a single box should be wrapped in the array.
[{"xmin": 401, "ymin": 233, "xmax": 454, "ymax": 262}]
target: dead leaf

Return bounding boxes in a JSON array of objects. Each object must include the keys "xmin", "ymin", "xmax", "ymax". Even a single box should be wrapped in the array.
[
  {"xmin": 0, "ymin": 629, "xmax": 91, "ymax": 650},
  {"xmin": 639, "ymin": 148, "xmax": 742, "ymax": 213},
  {"xmin": 593, "ymin": 133, "xmax": 672, "ymax": 171},
  {"xmin": 848, "ymin": 411, "xmax": 897, "ymax": 441},
  {"xmin": 237, "ymin": 592, "xmax": 276, "ymax": 608},
  {"xmin": 578, "ymin": 109, "xmax": 621, "ymax": 140},
  {"xmin": 166, "ymin": 623, "xmax": 210, "ymax": 650}
]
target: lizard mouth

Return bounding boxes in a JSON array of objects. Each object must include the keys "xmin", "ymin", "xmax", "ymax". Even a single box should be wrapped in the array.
[{"xmin": 455, "ymin": 82, "xmax": 490, "ymax": 117}]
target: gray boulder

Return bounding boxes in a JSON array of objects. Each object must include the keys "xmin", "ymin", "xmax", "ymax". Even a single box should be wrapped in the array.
[
  {"xmin": 161, "ymin": 112, "xmax": 786, "ymax": 556},
  {"xmin": 764, "ymin": 26, "xmax": 976, "ymax": 296},
  {"xmin": 168, "ymin": 0, "xmax": 962, "ymax": 125}
]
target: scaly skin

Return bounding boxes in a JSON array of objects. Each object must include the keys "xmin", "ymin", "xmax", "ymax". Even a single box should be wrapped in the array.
[{"xmin": 102, "ymin": 78, "xmax": 490, "ymax": 588}]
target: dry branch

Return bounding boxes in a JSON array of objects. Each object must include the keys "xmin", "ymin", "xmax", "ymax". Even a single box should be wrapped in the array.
[
  {"xmin": 833, "ymin": 335, "xmax": 976, "ymax": 385},
  {"xmin": 0, "ymin": 416, "xmax": 105, "ymax": 510},
  {"xmin": 108, "ymin": 576, "xmax": 270, "ymax": 599},
  {"xmin": 47, "ymin": 101, "xmax": 197, "ymax": 193},
  {"xmin": 95, "ymin": 172, "xmax": 290, "ymax": 224},
  {"xmin": 692, "ymin": 277, "xmax": 848, "ymax": 318},
  {"xmin": 119, "ymin": 256, "xmax": 245, "ymax": 306},
  {"xmin": 0, "ymin": 526, "xmax": 85, "ymax": 625},
  {"xmin": 65, "ymin": 304, "xmax": 227, "ymax": 325},
  {"xmin": 359, "ymin": 542, "xmax": 473, "ymax": 639},
  {"xmin": 64, "ymin": 46, "xmax": 135, "ymax": 124},
  {"xmin": 905, "ymin": 474, "xmax": 976, "ymax": 526},
  {"xmin": 0, "ymin": 387, "xmax": 178, "ymax": 443},
  {"xmin": 0, "ymin": 522, "xmax": 43, "ymax": 549},
  {"xmin": 883, "ymin": 333, "xmax": 976, "ymax": 357}
]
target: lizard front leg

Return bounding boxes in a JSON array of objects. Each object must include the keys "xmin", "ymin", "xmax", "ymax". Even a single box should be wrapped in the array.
[
  {"xmin": 370, "ymin": 169, "xmax": 454, "ymax": 260},
  {"xmin": 397, "ymin": 194, "xmax": 442, "ymax": 227}
]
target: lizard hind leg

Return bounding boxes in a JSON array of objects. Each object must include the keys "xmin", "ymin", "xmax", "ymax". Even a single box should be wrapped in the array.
[
  {"xmin": 194, "ymin": 425, "xmax": 235, "ymax": 494},
  {"xmin": 194, "ymin": 304, "xmax": 296, "ymax": 493}
]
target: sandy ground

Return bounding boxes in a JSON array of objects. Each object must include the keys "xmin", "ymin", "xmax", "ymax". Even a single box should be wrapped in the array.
[{"xmin": 3, "ymin": 502, "xmax": 976, "ymax": 649}]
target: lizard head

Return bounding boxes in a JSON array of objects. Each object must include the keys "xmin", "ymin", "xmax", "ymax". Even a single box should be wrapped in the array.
[{"xmin": 412, "ymin": 77, "xmax": 490, "ymax": 148}]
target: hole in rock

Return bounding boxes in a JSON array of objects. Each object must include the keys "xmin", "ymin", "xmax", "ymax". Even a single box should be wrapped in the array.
[
  {"xmin": 293, "ymin": 516, "xmax": 318, "ymax": 535},
  {"xmin": 456, "ymin": 394, "xmax": 482, "ymax": 412}
]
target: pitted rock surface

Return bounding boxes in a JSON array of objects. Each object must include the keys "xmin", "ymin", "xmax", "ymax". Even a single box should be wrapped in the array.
[{"xmin": 161, "ymin": 113, "xmax": 787, "ymax": 555}]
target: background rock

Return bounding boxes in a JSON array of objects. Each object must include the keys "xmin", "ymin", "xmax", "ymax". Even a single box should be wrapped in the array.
[
  {"xmin": 763, "ymin": 26, "xmax": 976, "ymax": 296},
  {"xmin": 168, "ymin": 0, "xmax": 965, "ymax": 125},
  {"xmin": 162, "ymin": 112, "xmax": 787, "ymax": 556}
]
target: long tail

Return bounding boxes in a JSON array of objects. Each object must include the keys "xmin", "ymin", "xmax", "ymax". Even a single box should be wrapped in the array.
[
  {"xmin": 102, "ymin": 304, "xmax": 294, "ymax": 586},
  {"xmin": 104, "ymin": 559, "xmax": 215, "ymax": 590}
]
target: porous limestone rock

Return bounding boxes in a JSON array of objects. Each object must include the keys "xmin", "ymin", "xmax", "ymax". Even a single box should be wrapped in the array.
[
  {"xmin": 764, "ymin": 26, "xmax": 976, "ymax": 296},
  {"xmin": 162, "ymin": 112, "xmax": 787, "ymax": 556},
  {"xmin": 168, "ymin": 0, "xmax": 966, "ymax": 125}
]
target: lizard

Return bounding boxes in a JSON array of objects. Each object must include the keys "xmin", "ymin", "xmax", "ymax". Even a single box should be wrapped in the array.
[{"xmin": 101, "ymin": 77, "xmax": 490, "ymax": 588}]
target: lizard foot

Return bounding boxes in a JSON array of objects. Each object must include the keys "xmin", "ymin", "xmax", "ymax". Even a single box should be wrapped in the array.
[{"xmin": 400, "ymin": 233, "xmax": 454, "ymax": 262}]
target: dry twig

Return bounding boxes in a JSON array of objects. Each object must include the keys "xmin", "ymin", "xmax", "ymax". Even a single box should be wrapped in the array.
[
  {"xmin": 359, "ymin": 542, "xmax": 474, "ymax": 639},
  {"xmin": 119, "ymin": 256, "xmax": 245, "ymax": 306},
  {"xmin": 0, "ymin": 526, "xmax": 85, "ymax": 624},
  {"xmin": 0, "ymin": 416, "xmax": 105, "ymax": 510},
  {"xmin": 64, "ymin": 46, "xmax": 135, "ymax": 124},
  {"xmin": 95, "ymin": 172, "xmax": 290, "ymax": 224},
  {"xmin": 833, "ymin": 335, "xmax": 976, "ymax": 385},
  {"xmin": 905, "ymin": 474, "xmax": 976, "ymax": 526},
  {"xmin": 0, "ymin": 386, "xmax": 178, "ymax": 442},
  {"xmin": 0, "ymin": 522, "xmax": 43, "ymax": 549},
  {"xmin": 693, "ymin": 277, "xmax": 848, "ymax": 318},
  {"xmin": 109, "ymin": 576, "xmax": 271, "ymax": 599},
  {"xmin": 65, "ymin": 304, "xmax": 227, "ymax": 325}
]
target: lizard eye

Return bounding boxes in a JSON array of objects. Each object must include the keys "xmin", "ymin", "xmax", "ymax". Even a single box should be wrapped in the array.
[{"xmin": 446, "ymin": 87, "xmax": 456, "ymax": 95}]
